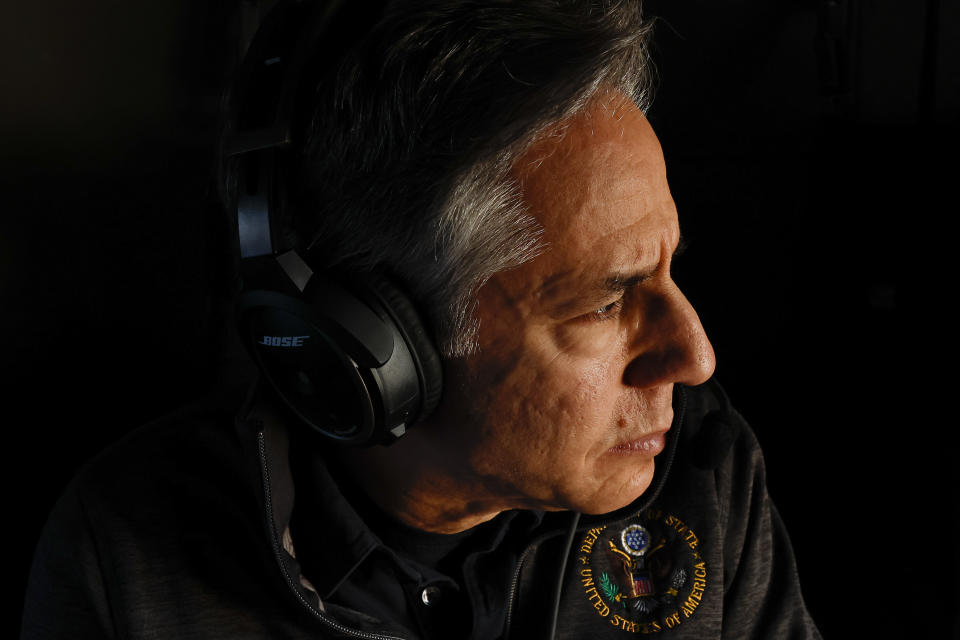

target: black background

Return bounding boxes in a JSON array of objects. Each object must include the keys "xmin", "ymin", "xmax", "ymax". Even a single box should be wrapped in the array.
[{"xmin": 5, "ymin": 1, "xmax": 959, "ymax": 637}]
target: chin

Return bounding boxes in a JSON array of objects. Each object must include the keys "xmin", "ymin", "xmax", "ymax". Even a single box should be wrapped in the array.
[{"xmin": 574, "ymin": 460, "xmax": 656, "ymax": 516}]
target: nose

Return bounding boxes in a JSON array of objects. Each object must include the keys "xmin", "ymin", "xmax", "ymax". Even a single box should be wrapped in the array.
[{"xmin": 623, "ymin": 283, "xmax": 716, "ymax": 388}]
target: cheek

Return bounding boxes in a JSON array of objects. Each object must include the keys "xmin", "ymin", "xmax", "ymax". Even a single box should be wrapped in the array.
[
  {"xmin": 552, "ymin": 321, "xmax": 625, "ymax": 357},
  {"xmin": 548, "ymin": 324, "xmax": 630, "ymax": 418},
  {"xmin": 488, "ymin": 348, "xmax": 623, "ymax": 455},
  {"xmin": 560, "ymin": 355, "xmax": 624, "ymax": 439},
  {"xmin": 573, "ymin": 355, "xmax": 616, "ymax": 400}
]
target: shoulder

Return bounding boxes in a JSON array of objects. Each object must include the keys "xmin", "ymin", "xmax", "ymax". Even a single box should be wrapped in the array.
[
  {"xmin": 45, "ymin": 376, "xmax": 267, "ymax": 562},
  {"xmin": 673, "ymin": 379, "xmax": 793, "ymax": 585},
  {"xmin": 670, "ymin": 385, "xmax": 822, "ymax": 637},
  {"xmin": 666, "ymin": 378, "xmax": 773, "ymax": 559},
  {"xmin": 677, "ymin": 378, "xmax": 763, "ymax": 475},
  {"xmin": 77, "ymin": 396, "xmax": 250, "ymax": 505}
]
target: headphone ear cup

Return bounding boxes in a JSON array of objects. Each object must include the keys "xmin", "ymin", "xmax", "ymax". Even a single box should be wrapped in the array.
[
  {"xmin": 237, "ymin": 269, "xmax": 444, "ymax": 446},
  {"xmin": 363, "ymin": 275, "xmax": 444, "ymax": 421},
  {"xmin": 237, "ymin": 286, "xmax": 380, "ymax": 445}
]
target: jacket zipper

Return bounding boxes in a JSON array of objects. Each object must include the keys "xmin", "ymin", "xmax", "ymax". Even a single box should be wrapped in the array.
[
  {"xmin": 653, "ymin": 384, "xmax": 685, "ymax": 497},
  {"xmin": 257, "ymin": 431, "xmax": 409, "ymax": 640},
  {"xmin": 503, "ymin": 542, "xmax": 537, "ymax": 639}
]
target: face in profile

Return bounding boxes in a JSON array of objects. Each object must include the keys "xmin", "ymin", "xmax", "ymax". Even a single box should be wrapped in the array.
[{"xmin": 433, "ymin": 92, "xmax": 717, "ymax": 516}]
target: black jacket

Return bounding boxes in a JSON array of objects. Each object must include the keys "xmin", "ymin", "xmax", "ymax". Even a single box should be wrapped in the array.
[{"xmin": 22, "ymin": 368, "xmax": 821, "ymax": 639}]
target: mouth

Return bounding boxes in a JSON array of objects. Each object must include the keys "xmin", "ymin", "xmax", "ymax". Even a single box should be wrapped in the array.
[{"xmin": 607, "ymin": 428, "xmax": 669, "ymax": 456}]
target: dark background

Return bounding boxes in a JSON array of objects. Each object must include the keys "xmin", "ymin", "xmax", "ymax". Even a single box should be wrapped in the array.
[{"xmin": 5, "ymin": 0, "xmax": 958, "ymax": 637}]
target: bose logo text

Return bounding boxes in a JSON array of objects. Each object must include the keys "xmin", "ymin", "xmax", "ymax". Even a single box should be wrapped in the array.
[{"xmin": 259, "ymin": 335, "xmax": 310, "ymax": 347}]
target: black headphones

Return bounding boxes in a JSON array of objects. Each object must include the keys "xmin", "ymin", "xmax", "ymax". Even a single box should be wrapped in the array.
[{"xmin": 224, "ymin": 0, "xmax": 443, "ymax": 446}]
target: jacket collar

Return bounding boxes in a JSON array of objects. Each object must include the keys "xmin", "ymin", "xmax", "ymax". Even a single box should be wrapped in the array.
[{"xmin": 236, "ymin": 381, "xmax": 380, "ymax": 600}]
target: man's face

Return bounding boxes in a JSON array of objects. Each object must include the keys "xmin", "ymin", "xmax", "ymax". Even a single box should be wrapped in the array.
[{"xmin": 436, "ymin": 94, "xmax": 716, "ymax": 515}]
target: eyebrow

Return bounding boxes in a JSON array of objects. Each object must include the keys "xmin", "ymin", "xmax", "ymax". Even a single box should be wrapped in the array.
[
  {"xmin": 540, "ymin": 235, "xmax": 687, "ymax": 316},
  {"xmin": 596, "ymin": 234, "xmax": 688, "ymax": 296}
]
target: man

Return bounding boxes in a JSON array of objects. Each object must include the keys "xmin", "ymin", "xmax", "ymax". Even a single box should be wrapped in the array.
[{"xmin": 22, "ymin": 1, "xmax": 821, "ymax": 638}]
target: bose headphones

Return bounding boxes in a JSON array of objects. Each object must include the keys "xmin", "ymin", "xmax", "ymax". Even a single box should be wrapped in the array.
[{"xmin": 223, "ymin": 0, "xmax": 443, "ymax": 446}]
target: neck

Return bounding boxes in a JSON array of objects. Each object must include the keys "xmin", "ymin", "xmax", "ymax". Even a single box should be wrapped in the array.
[{"xmin": 333, "ymin": 424, "xmax": 522, "ymax": 534}]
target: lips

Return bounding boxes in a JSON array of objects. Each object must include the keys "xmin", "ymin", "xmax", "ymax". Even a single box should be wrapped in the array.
[{"xmin": 607, "ymin": 429, "xmax": 668, "ymax": 456}]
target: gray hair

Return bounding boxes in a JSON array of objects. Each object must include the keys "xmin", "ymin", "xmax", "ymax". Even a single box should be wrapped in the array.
[{"xmin": 293, "ymin": 0, "xmax": 656, "ymax": 358}]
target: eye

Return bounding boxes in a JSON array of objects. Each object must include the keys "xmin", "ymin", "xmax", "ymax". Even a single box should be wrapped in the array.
[{"xmin": 586, "ymin": 297, "xmax": 625, "ymax": 322}]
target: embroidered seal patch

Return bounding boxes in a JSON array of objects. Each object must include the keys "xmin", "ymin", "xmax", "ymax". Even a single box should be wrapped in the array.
[{"xmin": 577, "ymin": 508, "xmax": 707, "ymax": 634}]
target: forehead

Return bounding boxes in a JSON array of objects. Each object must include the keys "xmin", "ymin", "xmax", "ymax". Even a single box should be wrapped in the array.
[{"xmin": 508, "ymin": 94, "xmax": 678, "ymax": 298}]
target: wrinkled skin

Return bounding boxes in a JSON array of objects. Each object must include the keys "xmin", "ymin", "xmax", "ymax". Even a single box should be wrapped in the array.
[{"xmin": 338, "ymin": 92, "xmax": 716, "ymax": 533}]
